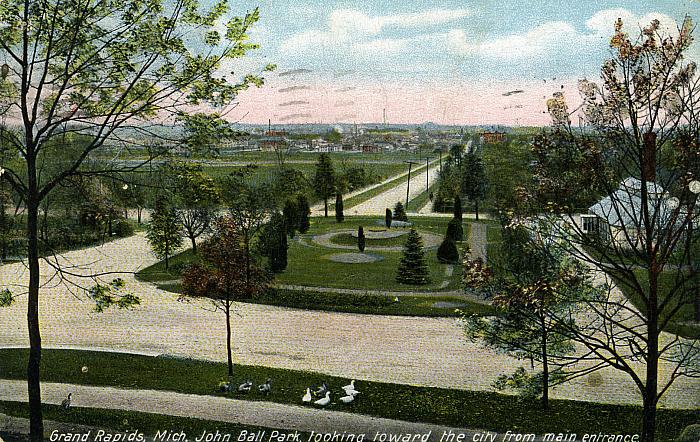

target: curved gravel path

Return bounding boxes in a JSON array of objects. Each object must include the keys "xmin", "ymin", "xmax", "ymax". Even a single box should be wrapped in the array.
[
  {"xmin": 0, "ymin": 234, "xmax": 698, "ymax": 409},
  {"xmin": 0, "ymin": 380, "xmax": 478, "ymax": 439},
  {"xmin": 312, "ymin": 230, "xmax": 443, "ymax": 251}
]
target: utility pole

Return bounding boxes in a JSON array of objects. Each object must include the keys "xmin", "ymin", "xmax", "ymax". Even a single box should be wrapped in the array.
[
  {"xmin": 425, "ymin": 157, "xmax": 431, "ymax": 191},
  {"xmin": 404, "ymin": 160, "xmax": 418, "ymax": 210}
]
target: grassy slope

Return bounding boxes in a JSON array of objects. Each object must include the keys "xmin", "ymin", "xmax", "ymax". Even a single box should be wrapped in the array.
[{"xmin": 0, "ymin": 349, "xmax": 697, "ymax": 440}]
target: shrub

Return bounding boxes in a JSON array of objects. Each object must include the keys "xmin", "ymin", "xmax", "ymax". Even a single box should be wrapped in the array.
[
  {"xmin": 437, "ymin": 236, "xmax": 459, "ymax": 264},
  {"xmin": 677, "ymin": 424, "xmax": 700, "ymax": 442},
  {"xmin": 385, "ymin": 208, "xmax": 392, "ymax": 228},
  {"xmin": 446, "ymin": 218, "xmax": 464, "ymax": 242},
  {"xmin": 393, "ymin": 201, "xmax": 408, "ymax": 222},
  {"xmin": 357, "ymin": 226, "xmax": 366, "ymax": 252},
  {"xmin": 115, "ymin": 220, "xmax": 135, "ymax": 237},
  {"xmin": 335, "ymin": 193, "xmax": 344, "ymax": 223}
]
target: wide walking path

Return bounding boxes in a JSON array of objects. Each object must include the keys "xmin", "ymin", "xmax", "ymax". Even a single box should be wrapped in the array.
[
  {"xmin": 0, "ymin": 234, "xmax": 698, "ymax": 409},
  {"xmin": 0, "ymin": 380, "xmax": 477, "ymax": 440},
  {"xmin": 349, "ymin": 163, "xmax": 439, "ymax": 216}
]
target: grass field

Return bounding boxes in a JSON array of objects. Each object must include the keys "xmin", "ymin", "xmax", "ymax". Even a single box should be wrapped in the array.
[
  {"xmin": 137, "ymin": 216, "xmax": 465, "ymax": 293},
  {"xmin": 0, "ymin": 349, "xmax": 697, "ymax": 440}
]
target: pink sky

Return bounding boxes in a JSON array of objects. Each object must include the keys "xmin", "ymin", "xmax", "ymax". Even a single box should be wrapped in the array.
[{"xmin": 228, "ymin": 77, "xmax": 584, "ymax": 126}]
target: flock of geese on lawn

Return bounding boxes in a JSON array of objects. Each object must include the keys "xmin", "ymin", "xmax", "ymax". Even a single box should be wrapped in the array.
[
  {"xmin": 228, "ymin": 378, "xmax": 360, "ymax": 406},
  {"xmin": 303, "ymin": 379, "xmax": 360, "ymax": 406},
  {"xmin": 60, "ymin": 379, "xmax": 359, "ymax": 411}
]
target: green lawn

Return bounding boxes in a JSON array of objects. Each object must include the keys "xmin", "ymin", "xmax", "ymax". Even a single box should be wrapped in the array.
[
  {"xmin": 328, "ymin": 232, "xmax": 411, "ymax": 247},
  {"xmin": 614, "ymin": 269, "xmax": 700, "ymax": 338},
  {"xmin": 273, "ymin": 240, "xmax": 458, "ymax": 291},
  {"xmin": 135, "ymin": 216, "xmax": 482, "ymax": 316},
  {"xmin": 0, "ymin": 349, "xmax": 696, "ymax": 440}
]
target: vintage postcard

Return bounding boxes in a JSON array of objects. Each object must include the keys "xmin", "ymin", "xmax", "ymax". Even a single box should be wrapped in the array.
[{"xmin": 0, "ymin": 1, "xmax": 699, "ymax": 441}]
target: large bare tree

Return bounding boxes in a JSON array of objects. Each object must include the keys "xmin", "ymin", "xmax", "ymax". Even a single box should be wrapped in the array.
[{"xmin": 521, "ymin": 16, "xmax": 700, "ymax": 441}]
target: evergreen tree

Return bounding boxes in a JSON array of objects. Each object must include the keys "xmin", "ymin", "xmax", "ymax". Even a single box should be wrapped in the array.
[
  {"xmin": 283, "ymin": 199, "xmax": 300, "ymax": 238},
  {"xmin": 357, "ymin": 226, "xmax": 366, "ymax": 252},
  {"xmin": 297, "ymin": 195, "xmax": 311, "ymax": 234},
  {"xmin": 313, "ymin": 153, "xmax": 335, "ymax": 217},
  {"xmin": 453, "ymin": 195, "xmax": 463, "ymax": 220},
  {"xmin": 437, "ymin": 235, "xmax": 459, "ymax": 264},
  {"xmin": 335, "ymin": 193, "xmax": 344, "ymax": 223},
  {"xmin": 461, "ymin": 152, "xmax": 487, "ymax": 221},
  {"xmin": 396, "ymin": 229, "xmax": 431, "ymax": 285},
  {"xmin": 258, "ymin": 212, "xmax": 288, "ymax": 273},
  {"xmin": 146, "ymin": 198, "xmax": 182, "ymax": 270},
  {"xmin": 446, "ymin": 218, "xmax": 464, "ymax": 242},
  {"xmin": 385, "ymin": 208, "xmax": 392, "ymax": 228},
  {"xmin": 392, "ymin": 201, "xmax": 408, "ymax": 222}
]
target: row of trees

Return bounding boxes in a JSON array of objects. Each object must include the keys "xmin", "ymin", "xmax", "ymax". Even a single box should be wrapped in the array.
[{"xmin": 433, "ymin": 146, "xmax": 487, "ymax": 219}]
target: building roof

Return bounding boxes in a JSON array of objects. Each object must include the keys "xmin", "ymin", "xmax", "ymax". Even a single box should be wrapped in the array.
[{"xmin": 589, "ymin": 177, "xmax": 674, "ymax": 228}]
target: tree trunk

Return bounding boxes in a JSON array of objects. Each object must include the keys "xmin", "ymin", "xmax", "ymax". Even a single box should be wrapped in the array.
[
  {"xmin": 541, "ymin": 323, "xmax": 549, "ymax": 411},
  {"xmin": 164, "ymin": 236, "xmax": 169, "ymax": 270},
  {"xmin": 190, "ymin": 235, "xmax": 197, "ymax": 253},
  {"xmin": 642, "ymin": 265, "xmax": 659, "ymax": 442},
  {"xmin": 27, "ymin": 185, "xmax": 44, "ymax": 442},
  {"xmin": 225, "ymin": 300, "xmax": 233, "ymax": 377},
  {"xmin": 475, "ymin": 200, "xmax": 479, "ymax": 221},
  {"xmin": 695, "ymin": 289, "xmax": 700, "ymax": 322},
  {"xmin": 324, "ymin": 197, "xmax": 328, "ymax": 217},
  {"xmin": 137, "ymin": 207, "xmax": 142, "ymax": 224}
]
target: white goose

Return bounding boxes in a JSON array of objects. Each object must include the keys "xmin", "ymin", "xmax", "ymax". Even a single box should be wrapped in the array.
[
  {"xmin": 302, "ymin": 388, "xmax": 312, "ymax": 403},
  {"xmin": 344, "ymin": 387, "xmax": 360, "ymax": 396},
  {"xmin": 341, "ymin": 380, "xmax": 355, "ymax": 392},
  {"xmin": 314, "ymin": 391, "xmax": 331, "ymax": 407},
  {"xmin": 339, "ymin": 393, "xmax": 354, "ymax": 404},
  {"xmin": 238, "ymin": 380, "xmax": 253, "ymax": 393}
]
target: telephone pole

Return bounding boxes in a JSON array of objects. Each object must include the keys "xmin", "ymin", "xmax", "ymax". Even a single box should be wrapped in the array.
[{"xmin": 404, "ymin": 160, "xmax": 418, "ymax": 210}]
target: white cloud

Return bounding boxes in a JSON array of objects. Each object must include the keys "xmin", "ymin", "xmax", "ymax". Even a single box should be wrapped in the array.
[
  {"xmin": 280, "ymin": 8, "xmax": 470, "ymax": 52},
  {"xmin": 448, "ymin": 22, "xmax": 580, "ymax": 59},
  {"xmin": 585, "ymin": 9, "xmax": 677, "ymax": 35},
  {"xmin": 447, "ymin": 9, "xmax": 680, "ymax": 60}
]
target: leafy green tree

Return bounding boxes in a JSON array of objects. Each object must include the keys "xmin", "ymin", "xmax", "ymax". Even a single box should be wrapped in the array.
[
  {"xmin": 297, "ymin": 195, "xmax": 311, "ymax": 234},
  {"xmin": 461, "ymin": 152, "xmax": 487, "ymax": 220},
  {"xmin": 392, "ymin": 201, "xmax": 408, "ymax": 222},
  {"xmin": 146, "ymin": 198, "xmax": 182, "ymax": 270},
  {"xmin": 335, "ymin": 193, "xmax": 344, "ymax": 223},
  {"xmin": 313, "ymin": 153, "xmax": 335, "ymax": 217},
  {"xmin": 182, "ymin": 217, "xmax": 270, "ymax": 377},
  {"xmin": 396, "ymin": 229, "xmax": 431, "ymax": 285},
  {"xmin": 357, "ymin": 226, "xmax": 366, "ymax": 252},
  {"xmin": 161, "ymin": 163, "xmax": 220, "ymax": 253},
  {"xmin": 461, "ymin": 221, "xmax": 582, "ymax": 410},
  {"xmin": 222, "ymin": 167, "xmax": 276, "ymax": 295},
  {"xmin": 385, "ymin": 208, "xmax": 392, "ymax": 228},
  {"xmin": 0, "ymin": 0, "xmax": 271, "ymax": 435},
  {"xmin": 258, "ymin": 212, "xmax": 288, "ymax": 273}
]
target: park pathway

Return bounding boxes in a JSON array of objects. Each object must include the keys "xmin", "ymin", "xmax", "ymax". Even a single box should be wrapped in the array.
[
  {"xmin": 309, "ymin": 161, "xmax": 432, "ymax": 217},
  {"xmin": 346, "ymin": 161, "xmax": 440, "ymax": 216},
  {"xmin": 468, "ymin": 223, "xmax": 488, "ymax": 262},
  {"xmin": 0, "ymin": 234, "xmax": 699, "ymax": 409},
  {"xmin": 0, "ymin": 380, "xmax": 477, "ymax": 440}
]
